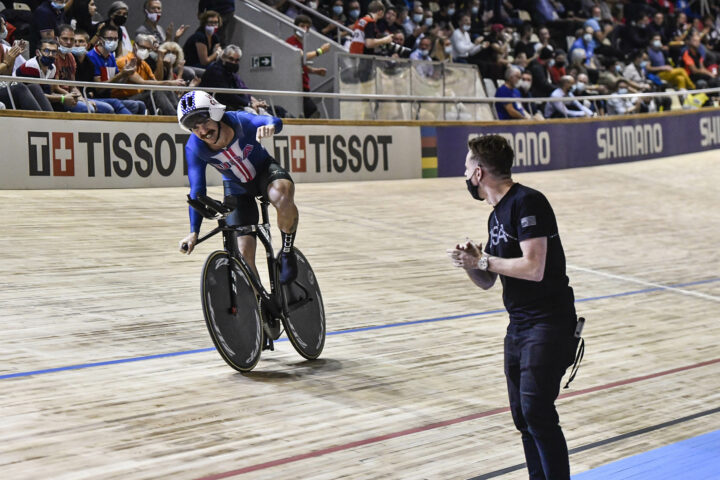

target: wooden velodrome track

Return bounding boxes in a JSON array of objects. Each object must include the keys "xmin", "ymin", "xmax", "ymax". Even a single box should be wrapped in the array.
[{"xmin": 1, "ymin": 150, "xmax": 719, "ymax": 480}]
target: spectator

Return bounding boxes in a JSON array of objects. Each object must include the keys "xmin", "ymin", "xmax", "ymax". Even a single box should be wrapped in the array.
[
  {"xmin": 198, "ymin": 0, "xmax": 236, "ymax": 46},
  {"xmin": 517, "ymin": 69, "xmax": 543, "ymax": 117},
  {"xmin": 14, "ymin": 38, "xmax": 68, "ymax": 111},
  {"xmin": 514, "ymin": 23, "xmax": 536, "ymax": 60},
  {"xmin": 451, "ymin": 15, "xmax": 483, "ymax": 63},
  {"xmin": 544, "ymin": 75, "xmax": 593, "ymax": 118},
  {"xmin": 320, "ymin": 0, "xmax": 350, "ymax": 42},
  {"xmin": 183, "ymin": 9, "xmax": 223, "ymax": 70},
  {"xmin": 136, "ymin": 0, "xmax": 188, "ymax": 45},
  {"xmin": 346, "ymin": 1, "xmax": 361, "ymax": 26},
  {"xmin": 286, "ymin": 14, "xmax": 329, "ymax": 118},
  {"xmin": 570, "ymin": 26, "xmax": 597, "ymax": 67},
  {"xmin": 403, "ymin": 3, "xmax": 424, "ymax": 38},
  {"xmin": 569, "ymin": 47, "xmax": 590, "ymax": 78},
  {"xmin": 53, "ymin": 23, "xmax": 115, "ymax": 113},
  {"xmin": 104, "ymin": 1, "xmax": 132, "ymax": 58},
  {"xmin": 682, "ymin": 33, "xmax": 720, "ymax": 88},
  {"xmin": 584, "ymin": 5, "xmax": 602, "ymax": 33},
  {"xmin": 433, "ymin": 2, "xmax": 456, "ymax": 30},
  {"xmin": 1, "ymin": 36, "xmax": 52, "ymax": 111},
  {"xmin": 646, "ymin": 34, "xmax": 695, "ymax": 89},
  {"xmin": 409, "ymin": 36, "xmax": 434, "ymax": 77},
  {"xmin": 158, "ymin": 40, "xmax": 198, "ymax": 85},
  {"xmin": 548, "ymin": 49, "xmax": 567, "ymax": 84},
  {"xmin": 82, "ymin": 24, "xmax": 146, "ymax": 114},
  {"xmin": 511, "ymin": 51, "xmax": 528, "ymax": 72},
  {"xmin": 527, "ymin": 47, "xmax": 556, "ymax": 98},
  {"xmin": 621, "ymin": 13, "xmax": 652, "ymax": 51},
  {"xmin": 348, "ymin": 0, "xmax": 393, "ymax": 55},
  {"xmin": 495, "ymin": 66, "xmax": 532, "ymax": 120},
  {"xmin": 647, "ymin": 12, "xmax": 670, "ymax": 44},
  {"xmin": 67, "ymin": 0, "xmax": 100, "ymax": 38},
  {"xmin": 376, "ymin": 6, "xmax": 400, "ymax": 36},
  {"xmin": 606, "ymin": 79, "xmax": 643, "ymax": 115},
  {"xmin": 623, "ymin": 49, "xmax": 652, "ymax": 91},
  {"xmin": 475, "ymin": 24, "xmax": 511, "ymax": 80},
  {"xmin": 30, "ymin": 0, "xmax": 68, "ymax": 53},
  {"xmin": 113, "ymin": 33, "xmax": 185, "ymax": 115}
]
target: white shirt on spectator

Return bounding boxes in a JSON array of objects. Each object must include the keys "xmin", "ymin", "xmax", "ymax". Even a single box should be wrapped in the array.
[
  {"xmin": 544, "ymin": 87, "xmax": 592, "ymax": 117},
  {"xmin": 451, "ymin": 29, "xmax": 482, "ymax": 59}
]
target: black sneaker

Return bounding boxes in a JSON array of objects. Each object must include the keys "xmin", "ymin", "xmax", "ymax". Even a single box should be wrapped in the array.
[{"xmin": 279, "ymin": 250, "xmax": 298, "ymax": 284}]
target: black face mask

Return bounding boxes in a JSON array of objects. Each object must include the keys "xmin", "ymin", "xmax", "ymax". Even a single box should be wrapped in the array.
[
  {"xmin": 556, "ymin": 60, "xmax": 566, "ymax": 67},
  {"xmin": 465, "ymin": 178, "xmax": 483, "ymax": 201},
  {"xmin": 223, "ymin": 62, "xmax": 239, "ymax": 73},
  {"xmin": 113, "ymin": 15, "xmax": 127, "ymax": 26}
]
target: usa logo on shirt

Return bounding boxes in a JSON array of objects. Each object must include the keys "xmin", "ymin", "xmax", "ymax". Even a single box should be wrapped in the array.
[{"xmin": 212, "ymin": 140, "xmax": 256, "ymax": 182}]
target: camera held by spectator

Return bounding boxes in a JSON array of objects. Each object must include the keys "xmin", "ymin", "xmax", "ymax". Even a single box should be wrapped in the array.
[{"xmin": 379, "ymin": 41, "xmax": 412, "ymax": 57}]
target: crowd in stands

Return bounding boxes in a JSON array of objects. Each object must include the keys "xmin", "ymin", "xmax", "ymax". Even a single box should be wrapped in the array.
[{"xmin": 1, "ymin": 0, "xmax": 720, "ymax": 118}]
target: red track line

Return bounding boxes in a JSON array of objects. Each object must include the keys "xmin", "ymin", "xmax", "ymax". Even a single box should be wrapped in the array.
[{"xmin": 194, "ymin": 357, "xmax": 720, "ymax": 480}]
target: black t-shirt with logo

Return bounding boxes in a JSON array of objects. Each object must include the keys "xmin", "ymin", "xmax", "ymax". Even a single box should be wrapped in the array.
[{"xmin": 484, "ymin": 183, "xmax": 574, "ymax": 324}]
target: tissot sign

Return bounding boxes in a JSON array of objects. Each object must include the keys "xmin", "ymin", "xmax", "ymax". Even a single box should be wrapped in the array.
[{"xmin": 1, "ymin": 117, "xmax": 421, "ymax": 188}]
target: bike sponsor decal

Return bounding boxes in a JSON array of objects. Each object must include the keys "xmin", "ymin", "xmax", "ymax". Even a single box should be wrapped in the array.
[{"xmin": 27, "ymin": 130, "xmax": 191, "ymax": 178}]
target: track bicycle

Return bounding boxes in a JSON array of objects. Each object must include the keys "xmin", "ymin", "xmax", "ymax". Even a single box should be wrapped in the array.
[{"xmin": 183, "ymin": 195, "xmax": 326, "ymax": 372}]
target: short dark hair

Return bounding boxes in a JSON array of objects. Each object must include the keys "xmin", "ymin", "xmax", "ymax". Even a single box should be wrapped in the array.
[
  {"xmin": 294, "ymin": 14, "xmax": 312, "ymax": 26},
  {"xmin": 55, "ymin": 23, "xmax": 74, "ymax": 36},
  {"xmin": 467, "ymin": 135, "xmax": 514, "ymax": 178},
  {"xmin": 98, "ymin": 24, "xmax": 119, "ymax": 38},
  {"xmin": 199, "ymin": 10, "xmax": 222, "ymax": 27}
]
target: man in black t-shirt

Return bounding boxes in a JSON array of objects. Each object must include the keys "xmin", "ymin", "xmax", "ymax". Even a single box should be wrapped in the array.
[{"xmin": 447, "ymin": 135, "xmax": 579, "ymax": 480}]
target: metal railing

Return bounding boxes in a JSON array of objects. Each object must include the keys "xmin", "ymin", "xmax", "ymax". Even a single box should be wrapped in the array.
[{"xmin": 2, "ymin": 74, "xmax": 718, "ymax": 120}]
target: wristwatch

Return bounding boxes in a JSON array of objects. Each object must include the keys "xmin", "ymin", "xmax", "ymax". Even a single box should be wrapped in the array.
[{"xmin": 477, "ymin": 253, "xmax": 489, "ymax": 271}]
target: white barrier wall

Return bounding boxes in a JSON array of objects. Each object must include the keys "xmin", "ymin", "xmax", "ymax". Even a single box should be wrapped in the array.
[{"xmin": 0, "ymin": 115, "xmax": 422, "ymax": 189}]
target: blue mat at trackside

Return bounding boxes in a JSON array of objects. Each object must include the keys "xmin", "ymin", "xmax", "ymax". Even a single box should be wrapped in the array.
[{"xmin": 574, "ymin": 429, "xmax": 720, "ymax": 479}]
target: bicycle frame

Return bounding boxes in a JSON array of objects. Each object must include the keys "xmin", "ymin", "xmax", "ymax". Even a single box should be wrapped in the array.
[{"xmin": 190, "ymin": 197, "xmax": 288, "ymax": 322}]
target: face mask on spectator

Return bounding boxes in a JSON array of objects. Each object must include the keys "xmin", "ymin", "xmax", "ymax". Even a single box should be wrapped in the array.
[
  {"xmin": 332, "ymin": 6, "xmax": 343, "ymax": 15},
  {"xmin": 136, "ymin": 48, "xmax": 150, "ymax": 60},
  {"xmin": 583, "ymin": 33, "xmax": 592, "ymax": 43},
  {"xmin": 71, "ymin": 46, "xmax": 87, "ymax": 56},
  {"xmin": 574, "ymin": 82, "xmax": 585, "ymax": 92},
  {"xmin": 652, "ymin": 40, "xmax": 662, "ymax": 49},
  {"xmin": 104, "ymin": 39, "xmax": 118, "ymax": 51},
  {"xmin": 444, "ymin": 45, "xmax": 453, "ymax": 54},
  {"xmin": 447, "ymin": 8, "xmax": 455, "ymax": 16},
  {"xmin": 164, "ymin": 53, "xmax": 176, "ymax": 64},
  {"xmin": 518, "ymin": 80, "xmax": 531, "ymax": 91},
  {"xmin": 413, "ymin": 14, "xmax": 423, "ymax": 23},
  {"xmin": 59, "ymin": 45, "xmax": 72, "ymax": 54},
  {"xmin": 296, "ymin": 29, "xmax": 305, "ymax": 38},
  {"xmin": 113, "ymin": 15, "xmax": 127, "ymax": 26},
  {"xmin": 51, "ymin": 1, "xmax": 65, "ymax": 11},
  {"xmin": 471, "ymin": 6, "xmax": 479, "ymax": 14},
  {"xmin": 617, "ymin": 87, "xmax": 628, "ymax": 94},
  {"xmin": 1, "ymin": 28, "xmax": 8, "ymax": 41},
  {"xmin": 615, "ymin": 64, "xmax": 622, "ymax": 73},
  {"xmin": 547, "ymin": 58, "xmax": 555, "ymax": 67},
  {"xmin": 40, "ymin": 54, "xmax": 56, "ymax": 67},
  {"xmin": 555, "ymin": 60, "xmax": 565, "ymax": 67},
  {"xmin": 308, "ymin": 1, "xmax": 318, "ymax": 9},
  {"xmin": 462, "ymin": 24, "xmax": 471, "ymax": 32},
  {"xmin": 206, "ymin": 25, "xmax": 218, "ymax": 36},
  {"xmin": 640, "ymin": 60, "xmax": 648, "ymax": 69},
  {"xmin": 223, "ymin": 61, "xmax": 239, "ymax": 73},
  {"xmin": 419, "ymin": 49, "xmax": 429, "ymax": 56},
  {"xmin": 424, "ymin": 17, "xmax": 433, "ymax": 26},
  {"xmin": 146, "ymin": 10, "xmax": 161, "ymax": 22},
  {"xmin": 349, "ymin": 9, "xmax": 360, "ymax": 19}
]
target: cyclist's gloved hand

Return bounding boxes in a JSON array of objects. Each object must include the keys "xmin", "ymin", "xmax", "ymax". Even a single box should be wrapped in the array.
[
  {"xmin": 279, "ymin": 250, "xmax": 298, "ymax": 284},
  {"xmin": 256, "ymin": 124, "xmax": 275, "ymax": 142},
  {"xmin": 179, "ymin": 232, "xmax": 199, "ymax": 254}
]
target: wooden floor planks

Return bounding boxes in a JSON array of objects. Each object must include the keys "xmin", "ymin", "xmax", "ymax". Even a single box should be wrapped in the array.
[{"xmin": 1, "ymin": 151, "xmax": 719, "ymax": 479}]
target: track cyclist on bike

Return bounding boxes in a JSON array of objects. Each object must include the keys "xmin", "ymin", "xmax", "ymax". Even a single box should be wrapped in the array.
[{"xmin": 177, "ymin": 90, "xmax": 299, "ymax": 284}]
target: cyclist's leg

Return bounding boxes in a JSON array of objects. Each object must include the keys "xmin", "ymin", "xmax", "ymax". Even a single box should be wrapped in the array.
[
  {"xmin": 224, "ymin": 185, "xmax": 261, "ymax": 277},
  {"xmin": 260, "ymin": 161, "xmax": 298, "ymax": 283}
]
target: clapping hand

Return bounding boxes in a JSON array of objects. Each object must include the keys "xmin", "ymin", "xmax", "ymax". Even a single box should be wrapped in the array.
[
  {"xmin": 447, "ymin": 239, "xmax": 482, "ymax": 269},
  {"xmin": 255, "ymin": 124, "xmax": 275, "ymax": 141}
]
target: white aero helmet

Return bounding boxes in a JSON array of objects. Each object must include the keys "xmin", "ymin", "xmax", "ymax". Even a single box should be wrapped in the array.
[{"xmin": 177, "ymin": 90, "xmax": 226, "ymax": 132}]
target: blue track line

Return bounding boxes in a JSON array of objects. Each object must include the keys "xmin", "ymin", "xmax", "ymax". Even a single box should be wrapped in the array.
[{"xmin": 2, "ymin": 277, "xmax": 718, "ymax": 381}]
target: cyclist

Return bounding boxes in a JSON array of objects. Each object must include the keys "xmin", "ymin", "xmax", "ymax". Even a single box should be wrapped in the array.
[{"xmin": 177, "ymin": 90, "xmax": 299, "ymax": 284}]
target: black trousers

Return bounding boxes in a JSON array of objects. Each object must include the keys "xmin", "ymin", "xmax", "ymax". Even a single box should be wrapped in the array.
[{"xmin": 504, "ymin": 315, "xmax": 577, "ymax": 480}]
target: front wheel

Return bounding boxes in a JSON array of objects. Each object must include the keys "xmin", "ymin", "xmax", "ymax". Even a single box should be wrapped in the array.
[
  {"xmin": 201, "ymin": 251, "xmax": 264, "ymax": 372},
  {"xmin": 280, "ymin": 249, "xmax": 326, "ymax": 360}
]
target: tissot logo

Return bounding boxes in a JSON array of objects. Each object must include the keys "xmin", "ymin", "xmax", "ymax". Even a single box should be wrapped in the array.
[
  {"xmin": 28, "ymin": 132, "xmax": 75, "ymax": 176},
  {"xmin": 272, "ymin": 134, "xmax": 392, "ymax": 173}
]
